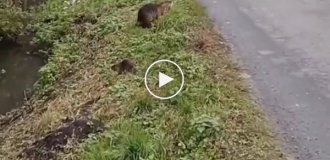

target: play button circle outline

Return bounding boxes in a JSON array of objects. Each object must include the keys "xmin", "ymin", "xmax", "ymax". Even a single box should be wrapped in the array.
[{"xmin": 144, "ymin": 59, "xmax": 184, "ymax": 100}]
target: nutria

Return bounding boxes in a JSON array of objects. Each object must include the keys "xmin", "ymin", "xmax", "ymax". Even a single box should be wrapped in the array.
[
  {"xmin": 137, "ymin": 1, "xmax": 173, "ymax": 28},
  {"xmin": 111, "ymin": 59, "xmax": 136, "ymax": 74}
]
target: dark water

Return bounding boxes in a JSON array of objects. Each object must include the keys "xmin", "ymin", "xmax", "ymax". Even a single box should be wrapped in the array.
[{"xmin": 0, "ymin": 41, "xmax": 44, "ymax": 114}]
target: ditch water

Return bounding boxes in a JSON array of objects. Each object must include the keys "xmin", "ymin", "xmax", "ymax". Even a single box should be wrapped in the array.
[
  {"xmin": 0, "ymin": 40, "xmax": 44, "ymax": 114},
  {"xmin": 0, "ymin": 0, "xmax": 46, "ymax": 115}
]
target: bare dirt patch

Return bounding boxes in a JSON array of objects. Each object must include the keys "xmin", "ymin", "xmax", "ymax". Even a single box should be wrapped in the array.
[{"xmin": 21, "ymin": 117, "xmax": 103, "ymax": 160}]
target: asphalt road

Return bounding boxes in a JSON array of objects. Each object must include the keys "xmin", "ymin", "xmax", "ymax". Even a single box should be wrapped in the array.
[{"xmin": 198, "ymin": 0, "xmax": 330, "ymax": 160}]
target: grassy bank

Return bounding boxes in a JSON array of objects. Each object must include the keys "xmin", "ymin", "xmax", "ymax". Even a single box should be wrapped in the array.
[
  {"xmin": 0, "ymin": 0, "xmax": 284, "ymax": 159},
  {"xmin": 0, "ymin": 1, "xmax": 28, "ymax": 41}
]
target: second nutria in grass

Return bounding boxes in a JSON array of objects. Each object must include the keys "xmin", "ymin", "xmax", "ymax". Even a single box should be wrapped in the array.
[
  {"xmin": 137, "ymin": 1, "xmax": 173, "ymax": 28},
  {"xmin": 111, "ymin": 59, "xmax": 136, "ymax": 74}
]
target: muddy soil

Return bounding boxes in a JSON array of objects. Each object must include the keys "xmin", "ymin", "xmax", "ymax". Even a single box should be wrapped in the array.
[{"xmin": 21, "ymin": 117, "xmax": 104, "ymax": 160}]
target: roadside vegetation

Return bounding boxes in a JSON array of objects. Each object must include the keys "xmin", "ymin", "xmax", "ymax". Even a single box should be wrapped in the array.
[
  {"xmin": 0, "ymin": 0, "xmax": 28, "ymax": 41},
  {"xmin": 0, "ymin": 0, "xmax": 284, "ymax": 159}
]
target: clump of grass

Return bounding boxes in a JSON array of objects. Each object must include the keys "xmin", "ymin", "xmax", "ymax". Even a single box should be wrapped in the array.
[
  {"xmin": 83, "ymin": 121, "xmax": 167, "ymax": 160},
  {"xmin": 0, "ymin": 3, "xmax": 28, "ymax": 41},
  {"xmin": 131, "ymin": 93, "xmax": 154, "ymax": 115},
  {"xmin": 31, "ymin": 106, "xmax": 63, "ymax": 135}
]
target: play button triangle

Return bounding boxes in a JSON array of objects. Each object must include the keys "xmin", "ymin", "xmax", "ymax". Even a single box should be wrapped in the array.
[{"xmin": 159, "ymin": 72, "xmax": 174, "ymax": 88}]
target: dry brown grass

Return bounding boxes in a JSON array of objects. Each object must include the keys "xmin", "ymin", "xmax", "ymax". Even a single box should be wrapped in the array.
[
  {"xmin": 190, "ymin": 25, "xmax": 228, "ymax": 55},
  {"xmin": 189, "ymin": 25, "xmax": 249, "ymax": 94}
]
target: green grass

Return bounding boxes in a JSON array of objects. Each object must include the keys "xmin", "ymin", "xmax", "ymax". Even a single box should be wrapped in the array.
[
  {"xmin": 83, "ymin": 122, "xmax": 167, "ymax": 160},
  {"xmin": 0, "ymin": 0, "xmax": 284, "ymax": 159},
  {"xmin": 0, "ymin": 1, "xmax": 28, "ymax": 41}
]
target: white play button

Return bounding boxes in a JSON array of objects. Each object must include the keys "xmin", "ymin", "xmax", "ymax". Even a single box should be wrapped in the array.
[
  {"xmin": 159, "ymin": 72, "xmax": 174, "ymax": 88},
  {"xmin": 144, "ymin": 59, "xmax": 184, "ymax": 100}
]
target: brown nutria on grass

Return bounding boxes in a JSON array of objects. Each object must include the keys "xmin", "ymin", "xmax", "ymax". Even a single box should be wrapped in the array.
[
  {"xmin": 111, "ymin": 59, "xmax": 136, "ymax": 74},
  {"xmin": 137, "ymin": 1, "xmax": 173, "ymax": 28}
]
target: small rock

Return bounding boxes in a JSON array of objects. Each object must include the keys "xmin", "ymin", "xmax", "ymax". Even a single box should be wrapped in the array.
[
  {"xmin": 1, "ymin": 69, "xmax": 6, "ymax": 74},
  {"xmin": 258, "ymin": 50, "xmax": 274, "ymax": 56},
  {"xmin": 240, "ymin": 72, "xmax": 251, "ymax": 79}
]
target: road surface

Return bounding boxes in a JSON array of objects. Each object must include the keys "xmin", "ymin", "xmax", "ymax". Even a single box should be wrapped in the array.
[{"xmin": 199, "ymin": 0, "xmax": 330, "ymax": 159}]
